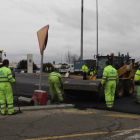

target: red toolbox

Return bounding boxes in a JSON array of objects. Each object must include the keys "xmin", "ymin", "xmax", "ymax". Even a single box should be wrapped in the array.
[{"xmin": 32, "ymin": 90, "xmax": 47, "ymax": 105}]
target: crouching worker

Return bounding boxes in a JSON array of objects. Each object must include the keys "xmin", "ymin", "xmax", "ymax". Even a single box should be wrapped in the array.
[
  {"xmin": 0, "ymin": 59, "xmax": 16, "ymax": 115},
  {"xmin": 49, "ymin": 70, "xmax": 64, "ymax": 104}
]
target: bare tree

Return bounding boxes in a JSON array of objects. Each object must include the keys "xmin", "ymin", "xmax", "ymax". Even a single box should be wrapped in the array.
[
  {"xmin": 65, "ymin": 51, "xmax": 79, "ymax": 64},
  {"xmin": 65, "ymin": 51, "xmax": 72, "ymax": 64},
  {"xmin": 71, "ymin": 54, "xmax": 79, "ymax": 64}
]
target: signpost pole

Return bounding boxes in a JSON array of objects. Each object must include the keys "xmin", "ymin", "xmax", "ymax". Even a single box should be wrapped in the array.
[
  {"xmin": 39, "ymin": 45, "xmax": 45, "ymax": 90},
  {"xmin": 37, "ymin": 24, "xmax": 49, "ymax": 90}
]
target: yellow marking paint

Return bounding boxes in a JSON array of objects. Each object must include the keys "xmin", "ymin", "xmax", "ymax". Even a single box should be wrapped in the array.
[
  {"xmin": 24, "ymin": 128, "xmax": 140, "ymax": 140},
  {"xmin": 104, "ymin": 114, "xmax": 140, "ymax": 119},
  {"xmin": 62, "ymin": 110, "xmax": 95, "ymax": 114}
]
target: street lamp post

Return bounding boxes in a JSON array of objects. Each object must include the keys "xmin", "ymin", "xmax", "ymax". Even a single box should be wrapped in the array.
[
  {"xmin": 96, "ymin": 0, "xmax": 98, "ymax": 57},
  {"xmin": 81, "ymin": 0, "xmax": 83, "ymax": 60},
  {"xmin": 57, "ymin": 54, "xmax": 63, "ymax": 64}
]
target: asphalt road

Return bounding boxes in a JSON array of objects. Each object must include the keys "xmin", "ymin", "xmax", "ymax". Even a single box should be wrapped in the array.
[
  {"xmin": 1, "ymin": 109, "xmax": 140, "ymax": 140},
  {"xmin": 1, "ymin": 73, "xmax": 140, "ymax": 140},
  {"xmin": 13, "ymin": 73, "xmax": 140, "ymax": 115}
]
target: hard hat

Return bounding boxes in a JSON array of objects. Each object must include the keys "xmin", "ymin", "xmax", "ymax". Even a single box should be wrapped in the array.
[
  {"xmin": 2, "ymin": 49, "xmax": 4, "ymax": 51},
  {"xmin": 110, "ymin": 53, "xmax": 113, "ymax": 55},
  {"xmin": 138, "ymin": 62, "xmax": 140, "ymax": 65}
]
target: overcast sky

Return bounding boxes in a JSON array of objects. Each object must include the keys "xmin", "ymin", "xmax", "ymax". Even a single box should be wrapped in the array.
[{"xmin": 0, "ymin": 0, "xmax": 140, "ymax": 64}]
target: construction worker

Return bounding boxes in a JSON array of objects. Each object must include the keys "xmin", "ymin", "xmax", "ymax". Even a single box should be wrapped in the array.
[
  {"xmin": 90, "ymin": 67, "xmax": 94, "ymax": 76},
  {"xmin": 45, "ymin": 67, "xmax": 48, "ymax": 73},
  {"xmin": 90, "ymin": 66, "xmax": 96, "ymax": 76},
  {"xmin": 82, "ymin": 63, "xmax": 88, "ymax": 80},
  {"xmin": 49, "ymin": 70, "xmax": 64, "ymax": 104},
  {"xmin": 0, "ymin": 59, "xmax": 16, "ymax": 115},
  {"xmin": 101, "ymin": 61, "xmax": 119, "ymax": 109},
  {"xmin": 134, "ymin": 62, "xmax": 140, "ymax": 104}
]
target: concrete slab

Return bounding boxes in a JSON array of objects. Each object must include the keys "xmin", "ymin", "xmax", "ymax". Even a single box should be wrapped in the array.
[{"xmin": 14, "ymin": 104, "xmax": 74, "ymax": 111}]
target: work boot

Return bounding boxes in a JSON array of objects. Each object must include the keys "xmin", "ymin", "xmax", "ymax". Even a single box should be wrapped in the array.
[
  {"xmin": 8, "ymin": 111, "xmax": 18, "ymax": 115},
  {"xmin": 1, "ymin": 113, "xmax": 6, "ymax": 116},
  {"xmin": 59, "ymin": 100, "xmax": 65, "ymax": 104},
  {"xmin": 50, "ymin": 99, "xmax": 55, "ymax": 104},
  {"xmin": 106, "ymin": 107, "xmax": 113, "ymax": 111}
]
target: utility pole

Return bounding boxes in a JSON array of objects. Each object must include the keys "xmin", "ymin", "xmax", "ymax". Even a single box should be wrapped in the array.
[
  {"xmin": 96, "ymin": 0, "xmax": 98, "ymax": 57},
  {"xmin": 80, "ymin": 0, "xmax": 83, "ymax": 60}
]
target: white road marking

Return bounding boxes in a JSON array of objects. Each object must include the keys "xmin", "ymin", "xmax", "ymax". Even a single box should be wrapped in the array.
[
  {"xmin": 111, "ymin": 131, "xmax": 132, "ymax": 138},
  {"xmin": 126, "ymin": 133, "xmax": 140, "ymax": 139},
  {"xmin": 106, "ymin": 127, "xmax": 140, "ymax": 139}
]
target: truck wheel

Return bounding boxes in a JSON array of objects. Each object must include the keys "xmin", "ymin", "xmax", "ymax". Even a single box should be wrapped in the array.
[
  {"xmin": 124, "ymin": 80, "xmax": 134, "ymax": 96},
  {"xmin": 115, "ymin": 83, "xmax": 124, "ymax": 99}
]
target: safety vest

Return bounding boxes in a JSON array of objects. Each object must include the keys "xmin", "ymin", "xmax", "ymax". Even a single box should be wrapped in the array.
[
  {"xmin": 82, "ymin": 65, "xmax": 88, "ymax": 73},
  {"xmin": 135, "ymin": 68, "xmax": 140, "ymax": 85},
  {"xmin": 0, "ymin": 66, "xmax": 15, "ymax": 83},
  {"xmin": 90, "ymin": 69, "xmax": 93, "ymax": 75},
  {"xmin": 101, "ymin": 65, "xmax": 119, "ymax": 85},
  {"xmin": 45, "ymin": 67, "xmax": 48, "ymax": 71},
  {"xmin": 49, "ymin": 72, "xmax": 61, "ymax": 78}
]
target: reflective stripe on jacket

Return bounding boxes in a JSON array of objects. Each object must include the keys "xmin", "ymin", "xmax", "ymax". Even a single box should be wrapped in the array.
[
  {"xmin": 101, "ymin": 65, "xmax": 119, "ymax": 85},
  {"xmin": 0, "ymin": 66, "xmax": 15, "ymax": 83},
  {"xmin": 82, "ymin": 65, "xmax": 88, "ymax": 73}
]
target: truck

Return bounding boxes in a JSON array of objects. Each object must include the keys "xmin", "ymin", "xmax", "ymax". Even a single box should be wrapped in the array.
[
  {"xmin": 59, "ymin": 60, "xmax": 96, "ymax": 75},
  {"xmin": 59, "ymin": 64, "xmax": 74, "ymax": 74},
  {"xmin": 64, "ymin": 53, "xmax": 135, "ymax": 99}
]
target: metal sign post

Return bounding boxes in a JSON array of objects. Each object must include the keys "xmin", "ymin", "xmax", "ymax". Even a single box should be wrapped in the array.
[
  {"xmin": 37, "ymin": 25, "xmax": 49, "ymax": 90},
  {"xmin": 39, "ymin": 45, "xmax": 45, "ymax": 90}
]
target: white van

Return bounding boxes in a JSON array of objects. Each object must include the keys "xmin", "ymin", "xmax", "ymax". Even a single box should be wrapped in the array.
[
  {"xmin": 59, "ymin": 64, "xmax": 74, "ymax": 74},
  {"xmin": 66, "ymin": 64, "xmax": 74, "ymax": 73}
]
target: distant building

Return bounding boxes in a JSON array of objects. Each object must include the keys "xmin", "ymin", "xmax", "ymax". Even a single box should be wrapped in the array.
[{"xmin": 53, "ymin": 64, "xmax": 61, "ymax": 68}]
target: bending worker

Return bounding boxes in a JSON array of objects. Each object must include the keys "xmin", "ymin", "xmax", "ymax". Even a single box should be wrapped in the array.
[
  {"xmin": 82, "ymin": 63, "xmax": 88, "ymax": 80},
  {"xmin": 49, "ymin": 70, "xmax": 64, "ymax": 104},
  {"xmin": 101, "ymin": 61, "xmax": 119, "ymax": 109},
  {"xmin": 0, "ymin": 59, "xmax": 16, "ymax": 115},
  {"xmin": 134, "ymin": 62, "xmax": 140, "ymax": 104}
]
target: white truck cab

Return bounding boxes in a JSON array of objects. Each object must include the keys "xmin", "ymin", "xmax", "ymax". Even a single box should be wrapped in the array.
[
  {"xmin": 66, "ymin": 64, "xmax": 74, "ymax": 73},
  {"xmin": 59, "ymin": 64, "xmax": 74, "ymax": 74}
]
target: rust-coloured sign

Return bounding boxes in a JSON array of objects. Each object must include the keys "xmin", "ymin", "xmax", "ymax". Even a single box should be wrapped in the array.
[{"xmin": 37, "ymin": 25, "xmax": 49, "ymax": 55}]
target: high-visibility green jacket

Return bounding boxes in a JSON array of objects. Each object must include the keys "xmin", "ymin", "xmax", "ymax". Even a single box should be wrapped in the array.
[
  {"xmin": 82, "ymin": 65, "xmax": 88, "ymax": 73},
  {"xmin": 135, "ymin": 68, "xmax": 140, "ymax": 85},
  {"xmin": 90, "ymin": 69, "xmax": 93, "ymax": 75},
  {"xmin": 45, "ymin": 67, "xmax": 49, "ymax": 71},
  {"xmin": 0, "ymin": 66, "xmax": 15, "ymax": 83},
  {"xmin": 49, "ymin": 72, "xmax": 63, "ymax": 89},
  {"xmin": 101, "ymin": 65, "xmax": 119, "ymax": 85}
]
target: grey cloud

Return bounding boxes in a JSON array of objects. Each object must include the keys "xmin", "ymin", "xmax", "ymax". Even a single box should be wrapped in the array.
[{"xmin": 54, "ymin": 7, "xmax": 96, "ymax": 31}]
